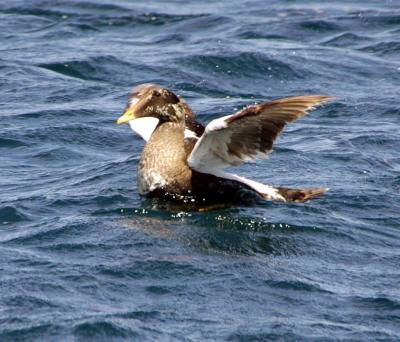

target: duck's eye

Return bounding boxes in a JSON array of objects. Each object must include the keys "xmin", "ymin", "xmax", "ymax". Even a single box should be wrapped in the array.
[{"xmin": 153, "ymin": 91, "xmax": 161, "ymax": 97}]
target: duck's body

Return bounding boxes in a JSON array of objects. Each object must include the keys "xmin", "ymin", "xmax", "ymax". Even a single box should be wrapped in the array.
[
  {"xmin": 138, "ymin": 120, "xmax": 190, "ymax": 196},
  {"xmin": 137, "ymin": 120, "xmax": 252, "ymax": 204},
  {"xmin": 117, "ymin": 84, "xmax": 331, "ymax": 206}
]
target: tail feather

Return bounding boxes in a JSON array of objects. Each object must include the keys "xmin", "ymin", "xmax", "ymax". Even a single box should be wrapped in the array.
[{"xmin": 275, "ymin": 187, "xmax": 328, "ymax": 202}]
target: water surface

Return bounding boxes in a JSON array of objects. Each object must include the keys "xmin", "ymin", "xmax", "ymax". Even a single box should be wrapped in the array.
[{"xmin": 1, "ymin": 0, "xmax": 400, "ymax": 340}]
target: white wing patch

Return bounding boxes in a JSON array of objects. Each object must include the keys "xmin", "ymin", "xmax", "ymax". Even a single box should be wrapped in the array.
[
  {"xmin": 188, "ymin": 115, "xmax": 240, "ymax": 171},
  {"xmin": 206, "ymin": 170, "xmax": 285, "ymax": 201},
  {"xmin": 187, "ymin": 116, "xmax": 284, "ymax": 201},
  {"xmin": 128, "ymin": 117, "xmax": 159, "ymax": 141},
  {"xmin": 184, "ymin": 129, "xmax": 198, "ymax": 139},
  {"xmin": 206, "ymin": 115, "xmax": 229, "ymax": 131}
]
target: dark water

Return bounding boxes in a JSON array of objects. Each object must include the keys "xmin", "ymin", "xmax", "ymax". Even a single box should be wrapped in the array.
[{"xmin": 1, "ymin": 0, "xmax": 400, "ymax": 340}]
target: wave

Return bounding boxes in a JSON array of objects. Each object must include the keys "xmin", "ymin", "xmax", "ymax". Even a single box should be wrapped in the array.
[
  {"xmin": 0, "ymin": 137, "xmax": 27, "ymax": 148},
  {"xmin": 298, "ymin": 19, "xmax": 341, "ymax": 32},
  {"xmin": 73, "ymin": 320, "xmax": 138, "ymax": 339},
  {"xmin": 37, "ymin": 55, "xmax": 133, "ymax": 83},
  {"xmin": 265, "ymin": 279, "xmax": 332, "ymax": 293},
  {"xmin": 177, "ymin": 52, "xmax": 302, "ymax": 80},
  {"xmin": 96, "ymin": 259, "xmax": 203, "ymax": 279},
  {"xmin": 352, "ymin": 296, "xmax": 400, "ymax": 311},
  {"xmin": 0, "ymin": 324, "xmax": 59, "ymax": 342},
  {"xmin": 359, "ymin": 41, "xmax": 400, "ymax": 57},
  {"xmin": 321, "ymin": 32, "xmax": 372, "ymax": 47},
  {"xmin": 0, "ymin": 206, "xmax": 29, "ymax": 224}
]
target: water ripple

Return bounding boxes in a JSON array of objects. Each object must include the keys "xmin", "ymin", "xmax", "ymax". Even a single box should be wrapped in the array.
[
  {"xmin": 1, "ymin": 0, "xmax": 400, "ymax": 340},
  {"xmin": 179, "ymin": 52, "xmax": 302, "ymax": 79}
]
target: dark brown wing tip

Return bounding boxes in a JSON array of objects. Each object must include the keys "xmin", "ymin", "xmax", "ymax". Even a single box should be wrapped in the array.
[
  {"xmin": 225, "ymin": 95, "xmax": 333, "ymax": 124},
  {"xmin": 274, "ymin": 94, "xmax": 333, "ymax": 107},
  {"xmin": 302, "ymin": 95, "xmax": 333, "ymax": 113},
  {"xmin": 277, "ymin": 187, "xmax": 329, "ymax": 202},
  {"xmin": 306, "ymin": 95, "xmax": 334, "ymax": 106}
]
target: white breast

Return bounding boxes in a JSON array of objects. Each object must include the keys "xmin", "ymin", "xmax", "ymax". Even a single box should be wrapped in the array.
[{"xmin": 128, "ymin": 117, "xmax": 160, "ymax": 141}]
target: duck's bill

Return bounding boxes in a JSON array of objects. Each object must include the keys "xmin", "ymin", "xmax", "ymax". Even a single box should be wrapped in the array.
[{"xmin": 116, "ymin": 107, "xmax": 136, "ymax": 125}]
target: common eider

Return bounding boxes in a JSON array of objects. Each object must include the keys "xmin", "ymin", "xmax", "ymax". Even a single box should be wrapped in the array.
[{"xmin": 117, "ymin": 84, "xmax": 331, "ymax": 206}]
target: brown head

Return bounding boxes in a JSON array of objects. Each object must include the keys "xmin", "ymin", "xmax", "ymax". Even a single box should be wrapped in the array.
[{"xmin": 117, "ymin": 84, "xmax": 187, "ymax": 125}]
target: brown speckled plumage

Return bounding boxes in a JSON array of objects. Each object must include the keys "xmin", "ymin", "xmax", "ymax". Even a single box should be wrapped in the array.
[
  {"xmin": 118, "ymin": 84, "xmax": 332, "ymax": 206},
  {"xmin": 138, "ymin": 121, "xmax": 191, "ymax": 195}
]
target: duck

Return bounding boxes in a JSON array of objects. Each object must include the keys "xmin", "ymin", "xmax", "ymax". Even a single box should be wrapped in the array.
[{"xmin": 117, "ymin": 83, "xmax": 331, "ymax": 206}]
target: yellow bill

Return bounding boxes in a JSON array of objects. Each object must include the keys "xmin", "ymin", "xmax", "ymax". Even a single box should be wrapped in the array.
[{"xmin": 116, "ymin": 107, "xmax": 136, "ymax": 125}]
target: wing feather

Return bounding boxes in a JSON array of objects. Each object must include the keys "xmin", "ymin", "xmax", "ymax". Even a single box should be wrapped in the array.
[{"xmin": 188, "ymin": 95, "xmax": 331, "ymax": 172}]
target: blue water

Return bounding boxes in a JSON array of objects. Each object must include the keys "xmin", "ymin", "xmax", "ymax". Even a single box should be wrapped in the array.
[{"xmin": 1, "ymin": 0, "xmax": 400, "ymax": 340}]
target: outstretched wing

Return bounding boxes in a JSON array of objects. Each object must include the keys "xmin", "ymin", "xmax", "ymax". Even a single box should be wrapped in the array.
[{"xmin": 187, "ymin": 95, "xmax": 331, "ymax": 172}]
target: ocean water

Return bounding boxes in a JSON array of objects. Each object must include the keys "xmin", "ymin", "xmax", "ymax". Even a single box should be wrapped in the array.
[{"xmin": 1, "ymin": 0, "xmax": 400, "ymax": 340}]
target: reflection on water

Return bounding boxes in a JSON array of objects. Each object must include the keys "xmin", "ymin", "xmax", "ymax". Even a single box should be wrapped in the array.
[{"xmin": 118, "ymin": 205, "xmax": 300, "ymax": 256}]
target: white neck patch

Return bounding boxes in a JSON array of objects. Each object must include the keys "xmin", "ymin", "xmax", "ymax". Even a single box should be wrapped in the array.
[{"xmin": 128, "ymin": 117, "xmax": 160, "ymax": 141}]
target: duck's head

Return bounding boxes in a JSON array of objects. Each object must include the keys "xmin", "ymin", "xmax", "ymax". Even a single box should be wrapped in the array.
[{"xmin": 117, "ymin": 84, "xmax": 185, "ymax": 125}]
